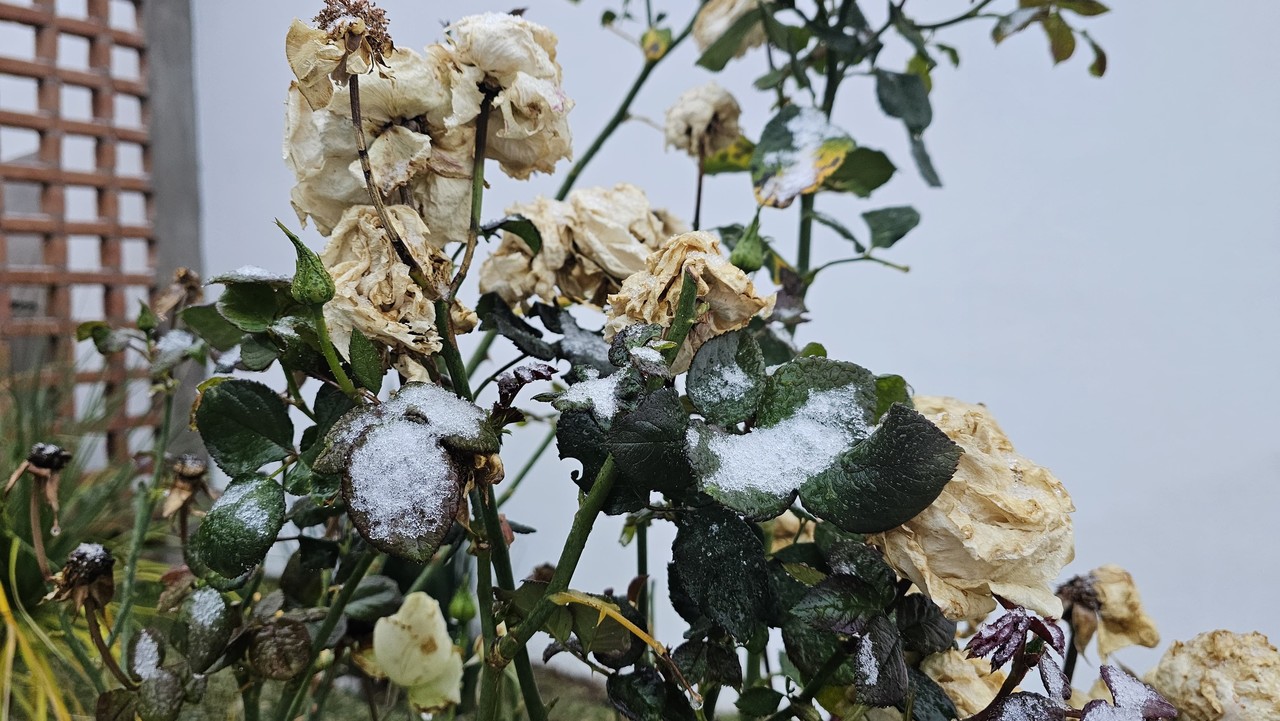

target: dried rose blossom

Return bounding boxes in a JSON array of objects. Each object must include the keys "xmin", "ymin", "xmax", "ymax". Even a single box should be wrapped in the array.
[
  {"xmin": 286, "ymin": 0, "xmax": 393, "ymax": 111},
  {"xmin": 868, "ymin": 396, "xmax": 1075, "ymax": 621},
  {"xmin": 604, "ymin": 231, "xmax": 775, "ymax": 371},
  {"xmin": 478, "ymin": 184, "xmax": 685, "ymax": 308},
  {"xmin": 1062, "ymin": 565, "xmax": 1161, "ymax": 661},
  {"xmin": 320, "ymin": 204, "xmax": 455, "ymax": 359},
  {"xmin": 692, "ymin": 0, "xmax": 766, "ymax": 58},
  {"xmin": 1146, "ymin": 630, "xmax": 1280, "ymax": 720},
  {"xmin": 372, "ymin": 592, "xmax": 464, "ymax": 713},
  {"xmin": 46, "ymin": 542, "xmax": 114, "ymax": 614},
  {"xmin": 665, "ymin": 82, "xmax": 743, "ymax": 159},
  {"xmin": 444, "ymin": 13, "xmax": 574, "ymax": 180}
]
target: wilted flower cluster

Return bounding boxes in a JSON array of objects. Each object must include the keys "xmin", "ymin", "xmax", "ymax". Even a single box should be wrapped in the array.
[
  {"xmin": 283, "ymin": 9, "xmax": 574, "ymax": 362},
  {"xmin": 479, "ymin": 183, "xmax": 686, "ymax": 308},
  {"xmin": 370, "ymin": 592, "xmax": 464, "ymax": 713},
  {"xmin": 870, "ymin": 395, "xmax": 1076, "ymax": 621},
  {"xmin": 604, "ymin": 230, "xmax": 775, "ymax": 370}
]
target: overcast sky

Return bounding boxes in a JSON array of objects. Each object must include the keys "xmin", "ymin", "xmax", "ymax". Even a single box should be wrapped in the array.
[{"xmin": 192, "ymin": 0, "xmax": 1280, "ymax": 677}]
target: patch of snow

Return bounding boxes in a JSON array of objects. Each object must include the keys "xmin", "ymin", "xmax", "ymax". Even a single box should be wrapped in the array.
[
  {"xmin": 132, "ymin": 632, "xmax": 161, "ymax": 680},
  {"xmin": 694, "ymin": 360, "xmax": 751, "ymax": 407},
  {"xmin": 629, "ymin": 346, "xmax": 664, "ymax": 365},
  {"xmin": 758, "ymin": 108, "xmax": 846, "ymax": 204},
  {"xmin": 216, "ymin": 481, "xmax": 271, "ymax": 535},
  {"xmin": 559, "ymin": 368, "xmax": 623, "ymax": 423},
  {"xmin": 692, "ymin": 384, "xmax": 869, "ymax": 497},
  {"xmin": 347, "ymin": 420, "xmax": 454, "ymax": 547},
  {"xmin": 186, "ymin": 587, "xmax": 225, "ymax": 628},
  {"xmin": 209, "ymin": 266, "xmax": 292, "ymax": 285},
  {"xmin": 856, "ymin": 636, "xmax": 879, "ymax": 686}
]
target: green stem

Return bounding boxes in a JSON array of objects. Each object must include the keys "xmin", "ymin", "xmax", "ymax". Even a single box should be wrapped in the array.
[
  {"xmin": 108, "ymin": 391, "xmax": 174, "ymax": 651},
  {"xmin": 494, "ymin": 456, "xmax": 617, "ymax": 665},
  {"xmin": 473, "ymin": 354, "xmax": 527, "ymax": 397},
  {"xmin": 435, "ymin": 300, "xmax": 473, "ymax": 402},
  {"xmin": 312, "ymin": 307, "xmax": 359, "ymax": 400},
  {"xmin": 663, "ymin": 271, "xmax": 700, "ymax": 365},
  {"xmin": 450, "ymin": 89, "xmax": 495, "ymax": 300},
  {"xmin": 274, "ymin": 547, "xmax": 378, "ymax": 721},
  {"xmin": 465, "ymin": 329, "xmax": 499, "ymax": 377},
  {"xmin": 496, "ymin": 424, "xmax": 557, "ymax": 508},
  {"xmin": 763, "ymin": 648, "xmax": 846, "ymax": 721},
  {"xmin": 555, "ymin": 20, "xmax": 694, "ymax": 200},
  {"xmin": 308, "ymin": 646, "xmax": 343, "ymax": 721},
  {"xmin": 284, "ymin": 371, "xmax": 317, "ymax": 421},
  {"xmin": 917, "ymin": 0, "xmax": 997, "ymax": 30}
]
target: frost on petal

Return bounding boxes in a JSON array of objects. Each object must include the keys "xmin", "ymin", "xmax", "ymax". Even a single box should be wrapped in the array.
[
  {"xmin": 868, "ymin": 396, "xmax": 1076, "ymax": 621},
  {"xmin": 665, "ymin": 82, "xmax": 743, "ymax": 159},
  {"xmin": 373, "ymin": 592, "xmax": 463, "ymax": 712},
  {"xmin": 693, "ymin": 0, "xmax": 767, "ymax": 56},
  {"xmin": 604, "ymin": 231, "xmax": 775, "ymax": 371},
  {"xmin": 445, "ymin": 13, "xmax": 574, "ymax": 179},
  {"xmin": 320, "ymin": 205, "xmax": 450, "ymax": 359},
  {"xmin": 1146, "ymin": 630, "xmax": 1280, "ymax": 721},
  {"xmin": 478, "ymin": 184, "xmax": 683, "ymax": 308},
  {"xmin": 920, "ymin": 650, "xmax": 1007, "ymax": 717},
  {"xmin": 1089, "ymin": 565, "xmax": 1160, "ymax": 660}
]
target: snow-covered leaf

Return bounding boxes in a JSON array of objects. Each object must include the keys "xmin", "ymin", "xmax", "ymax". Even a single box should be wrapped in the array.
[
  {"xmin": 608, "ymin": 388, "xmax": 695, "ymax": 495},
  {"xmin": 751, "ymin": 106, "xmax": 855, "ymax": 208},
  {"xmin": 174, "ymin": 587, "xmax": 232, "ymax": 674},
  {"xmin": 191, "ymin": 475, "xmax": 285, "ymax": 577},
  {"xmin": 687, "ymin": 330, "xmax": 767, "ymax": 427},
  {"xmin": 852, "ymin": 614, "xmax": 909, "ymax": 707}
]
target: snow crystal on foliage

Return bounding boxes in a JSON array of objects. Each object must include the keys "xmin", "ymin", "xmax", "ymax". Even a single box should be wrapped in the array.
[
  {"xmin": 331, "ymin": 383, "xmax": 487, "ymax": 452},
  {"xmin": 856, "ymin": 636, "xmax": 880, "ymax": 686},
  {"xmin": 1101, "ymin": 665, "xmax": 1172, "ymax": 716},
  {"xmin": 758, "ymin": 108, "xmax": 843, "ymax": 203},
  {"xmin": 132, "ymin": 632, "xmax": 161, "ymax": 680},
  {"xmin": 694, "ymin": 385, "xmax": 869, "ymax": 497},
  {"xmin": 217, "ymin": 482, "xmax": 271, "ymax": 534},
  {"xmin": 1080, "ymin": 706, "xmax": 1143, "ymax": 721},
  {"xmin": 211, "ymin": 265, "xmax": 292, "ymax": 284},
  {"xmin": 629, "ymin": 346, "xmax": 664, "ymax": 365},
  {"xmin": 187, "ymin": 587, "xmax": 224, "ymax": 628},
  {"xmin": 559, "ymin": 369, "xmax": 622, "ymax": 422},
  {"xmin": 695, "ymin": 360, "xmax": 752, "ymax": 406},
  {"xmin": 347, "ymin": 420, "xmax": 455, "ymax": 546}
]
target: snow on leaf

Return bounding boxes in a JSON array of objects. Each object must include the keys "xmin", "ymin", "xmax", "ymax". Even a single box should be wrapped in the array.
[
  {"xmin": 1100, "ymin": 665, "xmax": 1178, "ymax": 719},
  {"xmin": 751, "ymin": 106, "xmax": 855, "ymax": 208}
]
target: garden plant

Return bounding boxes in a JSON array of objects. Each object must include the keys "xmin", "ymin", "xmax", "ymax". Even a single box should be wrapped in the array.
[{"xmin": 5, "ymin": 1, "xmax": 1274, "ymax": 720}]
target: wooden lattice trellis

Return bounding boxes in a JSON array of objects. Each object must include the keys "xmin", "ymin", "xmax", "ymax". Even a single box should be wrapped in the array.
[{"xmin": 0, "ymin": 0, "xmax": 155, "ymax": 459}]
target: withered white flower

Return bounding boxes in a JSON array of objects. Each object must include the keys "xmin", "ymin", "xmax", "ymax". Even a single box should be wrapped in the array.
[
  {"xmin": 479, "ymin": 184, "xmax": 685, "ymax": 308},
  {"xmin": 285, "ymin": 11, "xmax": 390, "ymax": 111},
  {"xmin": 1081, "ymin": 565, "xmax": 1161, "ymax": 660},
  {"xmin": 321, "ymin": 204, "xmax": 452, "ymax": 359},
  {"xmin": 665, "ymin": 82, "xmax": 743, "ymax": 159},
  {"xmin": 868, "ymin": 396, "xmax": 1075, "ymax": 621},
  {"xmin": 444, "ymin": 13, "xmax": 574, "ymax": 180},
  {"xmin": 692, "ymin": 0, "xmax": 767, "ymax": 58},
  {"xmin": 1146, "ymin": 630, "xmax": 1280, "ymax": 721},
  {"xmin": 373, "ymin": 592, "xmax": 464, "ymax": 713},
  {"xmin": 603, "ymin": 231, "xmax": 775, "ymax": 370}
]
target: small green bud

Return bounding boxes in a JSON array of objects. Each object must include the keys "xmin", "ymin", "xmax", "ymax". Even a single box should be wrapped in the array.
[
  {"xmin": 729, "ymin": 216, "xmax": 765, "ymax": 273},
  {"xmin": 448, "ymin": 583, "xmax": 477, "ymax": 623},
  {"xmin": 276, "ymin": 220, "xmax": 334, "ymax": 306}
]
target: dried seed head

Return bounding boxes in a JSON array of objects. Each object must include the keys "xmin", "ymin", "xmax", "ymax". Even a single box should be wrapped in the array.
[
  {"xmin": 47, "ymin": 542, "xmax": 116, "ymax": 612},
  {"xmin": 171, "ymin": 453, "xmax": 209, "ymax": 481},
  {"xmin": 314, "ymin": 0, "xmax": 393, "ymax": 63},
  {"xmin": 27, "ymin": 443, "xmax": 72, "ymax": 472},
  {"xmin": 1056, "ymin": 574, "xmax": 1101, "ymax": 613}
]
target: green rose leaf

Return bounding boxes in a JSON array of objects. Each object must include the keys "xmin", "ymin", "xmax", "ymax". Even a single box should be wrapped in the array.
[
  {"xmin": 826, "ymin": 541, "xmax": 898, "ymax": 608},
  {"xmin": 704, "ymin": 135, "xmax": 755, "ymax": 175},
  {"xmin": 875, "ymin": 70, "xmax": 932, "ymax": 134},
  {"xmin": 910, "ymin": 134, "xmax": 943, "ymax": 187},
  {"xmin": 343, "ymin": 575, "xmax": 404, "ymax": 622},
  {"xmin": 347, "ymin": 327, "xmax": 385, "ymax": 393},
  {"xmin": 481, "ymin": 214, "xmax": 543, "ymax": 256},
  {"xmin": 607, "ymin": 388, "xmax": 695, "ymax": 496},
  {"xmin": 174, "ymin": 587, "xmax": 233, "ymax": 674},
  {"xmin": 149, "ymin": 329, "xmax": 204, "ymax": 379},
  {"xmin": 895, "ymin": 593, "xmax": 957, "ymax": 656},
  {"xmin": 476, "ymin": 292, "xmax": 557, "ymax": 361},
  {"xmin": 806, "ymin": 210, "xmax": 866, "ymax": 253},
  {"xmin": 670, "ymin": 505, "xmax": 775, "ymax": 642},
  {"xmin": 191, "ymin": 474, "xmax": 285, "ymax": 577},
  {"xmin": 852, "ymin": 614, "xmax": 909, "ymax": 707},
  {"xmin": 277, "ymin": 220, "xmax": 334, "ymax": 306},
  {"xmin": 180, "ymin": 304, "xmax": 242, "ymax": 351},
  {"xmin": 696, "ymin": 6, "xmax": 764, "ymax": 71},
  {"xmin": 873, "ymin": 374, "xmax": 911, "ymax": 422},
  {"xmin": 76, "ymin": 321, "xmax": 139, "ymax": 354},
  {"xmin": 736, "ymin": 687, "xmax": 784, "ymax": 716},
  {"xmin": 791, "ymin": 574, "xmax": 887, "ymax": 634},
  {"xmin": 900, "ymin": 667, "xmax": 960, "ymax": 721},
  {"xmin": 237, "ymin": 333, "xmax": 279, "ymax": 372},
  {"xmin": 214, "ymin": 282, "xmax": 280, "ymax": 334},
  {"xmin": 863, "ymin": 206, "xmax": 921, "ymax": 249},
  {"xmin": 671, "ymin": 640, "xmax": 743, "ymax": 690},
  {"xmin": 821, "ymin": 147, "xmax": 896, "ymax": 198},
  {"xmin": 687, "ymin": 330, "xmax": 767, "ymax": 427},
  {"xmin": 751, "ymin": 106, "xmax": 855, "ymax": 208},
  {"xmin": 798, "ymin": 403, "xmax": 961, "ymax": 533},
  {"xmin": 606, "ymin": 666, "xmax": 697, "ymax": 721},
  {"xmin": 758, "ymin": 357, "xmax": 877, "ymax": 427},
  {"xmin": 1043, "ymin": 11, "xmax": 1077, "ymax": 64},
  {"xmin": 195, "ymin": 378, "xmax": 294, "ymax": 475},
  {"xmin": 535, "ymin": 302, "xmax": 614, "ymax": 375},
  {"xmin": 1059, "ymin": 0, "xmax": 1110, "ymax": 16},
  {"xmin": 992, "ymin": 8, "xmax": 1044, "ymax": 44},
  {"xmin": 781, "ymin": 616, "xmax": 855, "ymax": 686}
]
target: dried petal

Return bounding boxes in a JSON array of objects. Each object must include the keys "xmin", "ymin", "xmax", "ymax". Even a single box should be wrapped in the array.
[
  {"xmin": 1146, "ymin": 630, "xmax": 1280, "ymax": 720},
  {"xmin": 665, "ymin": 82, "xmax": 742, "ymax": 159},
  {"xmin": 869, "ymin": 396, "xmax": 1075, "ymax": 621},
  {"xmin": 604, "ymin": 231, "xmax": 775, "ymax": 371},
  {"xmin": 1089, "ymin": 565, "xmax": 1161, "ymax": 660}
]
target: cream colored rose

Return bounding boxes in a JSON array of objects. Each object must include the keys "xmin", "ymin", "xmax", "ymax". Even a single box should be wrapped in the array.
[
  {"xmin": 604, "ymin": 231, "xmax": 775, "ymax": 370},
  {"xmin": 665, "ymin": 83, "xmax": 742, "ymax": 159},
  {"xmin": 1146, "ymin": 630, "xmax": 1280, "ymax": 721},
  {"xmin": 373, "ymin": 592, "xmax": 464, "ymax": 713},
  {"xmin": 692, "ymin": 0, "xmax": 767, "ymax": 57},
  {"xmin": 321, "ymin": 204, "xmax": 452, "ymax": 359},
  {"xmin": 478, "ymin": 184, "xmax": 684, "ymax": 308},
  {"xmin": 868, "ymin": 396, "xmax": 1075, "ymax": 621},
  {"xmin": 444, "ymin": 13, "xmax": 574, "ymax": 180},
  {"xmin": 1089, "ymin": 565, "xmax": 1160, "ymax": 660}
]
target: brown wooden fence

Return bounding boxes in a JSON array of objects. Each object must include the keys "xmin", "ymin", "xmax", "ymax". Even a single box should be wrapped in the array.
[{"xmin": 0, "ymin": 0, "xmax": 160, "ymax": 460}]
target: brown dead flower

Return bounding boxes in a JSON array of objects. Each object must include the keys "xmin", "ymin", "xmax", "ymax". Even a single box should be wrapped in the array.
[
  {"xmin": 478, "ymin": 184, "xmax": 685, "ymax": 309},
  {"xmin": 604, "ymin": 231, "xmax": 775, "ymax": 371},
  {"xmin": 868, "ymin": 396, "xmax": 1075, "ymax": 621},
  {"xmin": 5, "ymin": 443, "xmax": 72, "ymax": 579},
  {"xmin": 1147, "ymin": 630, "xmax": 1280, "ymax": 720},
  {"xmin": 1059, "ymin": 565, "xmax": 1160, "ymax": 661}
]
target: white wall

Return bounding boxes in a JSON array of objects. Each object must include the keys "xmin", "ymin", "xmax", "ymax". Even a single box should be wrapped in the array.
[{"xmin": 192, "ymin": 0, "xmax": 1280, "ymax": 677}]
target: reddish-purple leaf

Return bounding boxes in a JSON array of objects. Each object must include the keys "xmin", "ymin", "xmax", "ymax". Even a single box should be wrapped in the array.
[{"xmin": 1030, "ymin": 616, "xmax": 1067, "ymax": 656}]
